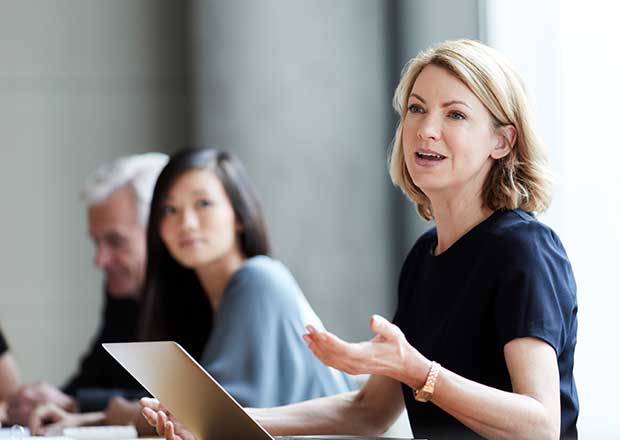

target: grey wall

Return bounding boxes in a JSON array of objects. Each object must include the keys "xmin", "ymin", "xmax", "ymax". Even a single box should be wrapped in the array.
[
  {"xmin": 0, "ymin": 0, "xmax": 190, "ymax": 384},
  {"xmin": 189, "ymin": 0, "xmax": 480, "ymax": 341},
  {"xmin": 189, "ymin": 0, "xmax": 395, "ymax": 340}
]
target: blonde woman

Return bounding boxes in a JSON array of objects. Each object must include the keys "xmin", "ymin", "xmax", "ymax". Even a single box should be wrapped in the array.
[{"xmin": 141, "ymin": 39, "xmax": 578, "ymax": 440}]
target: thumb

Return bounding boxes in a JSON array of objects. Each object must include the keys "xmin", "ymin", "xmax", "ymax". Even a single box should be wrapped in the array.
[{"xmin": 370, "ymin": 314, "xmax": 400, "ymax": 339}]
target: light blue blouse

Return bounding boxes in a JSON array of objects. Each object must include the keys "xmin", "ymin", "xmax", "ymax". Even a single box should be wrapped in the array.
[{"xmin": 199, "ymin": 256, "xmax": 355, "ymax": 407}]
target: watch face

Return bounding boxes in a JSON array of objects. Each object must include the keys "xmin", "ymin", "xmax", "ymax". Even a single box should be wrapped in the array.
[{"xmin": 414, "ymin": 389, "xmax": 432, "ymax": 402}]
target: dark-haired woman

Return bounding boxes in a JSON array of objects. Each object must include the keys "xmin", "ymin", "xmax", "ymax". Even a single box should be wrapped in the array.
[
  {"xmin": 29, "ymin": 148, "xmax": 353, "ymax": 435},
  {"xmin": 139, "ymin": 148, "xmax": 353, "ymax": 406}
]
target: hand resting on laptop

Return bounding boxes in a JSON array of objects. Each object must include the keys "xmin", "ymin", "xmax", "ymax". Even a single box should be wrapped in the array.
[{"xmin": 141, "ymin": 397, "xmax": 194, "ymax": 440}]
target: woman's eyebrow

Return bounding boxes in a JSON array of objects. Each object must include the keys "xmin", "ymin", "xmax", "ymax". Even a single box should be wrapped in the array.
[
  {"xmin": 442, "ymin": 100, "xmax": 472, "ymax": 109},
  {"xmin": 410, "ymin": 93, "xmax": 472, "ymax": 110},
  {"xmin": 410, "ymin": 92, "xmax": 426, "ymax": 103}
]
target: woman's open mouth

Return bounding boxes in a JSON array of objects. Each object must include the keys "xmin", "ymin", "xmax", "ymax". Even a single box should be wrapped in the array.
[{"xmin": 415, "ymin": 151, "xmax": 446, "ymax": 161}]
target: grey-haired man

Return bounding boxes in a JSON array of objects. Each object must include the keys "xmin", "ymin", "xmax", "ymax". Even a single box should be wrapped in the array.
[{"xmin": 7, "ymin": 153, "xmax": 168, "ymax": 425}]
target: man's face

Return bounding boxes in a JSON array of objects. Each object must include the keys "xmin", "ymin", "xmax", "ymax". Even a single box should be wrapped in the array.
[{"xmin": 87, "ymin": 185, "xmax": 147, "ymax": 298}]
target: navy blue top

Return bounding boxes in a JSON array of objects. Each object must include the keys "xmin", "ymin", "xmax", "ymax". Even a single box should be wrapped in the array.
[
  {"xmin": 200, "ymin": 256, "xmax": 355, "ymax": 407},
  {"xmin": 393, "ymin": 209, "xmax": 578, "ymax": 440}
]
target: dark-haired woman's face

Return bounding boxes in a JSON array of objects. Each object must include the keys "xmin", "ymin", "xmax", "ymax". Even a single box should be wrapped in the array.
[{"xmin": 159, "ymin": 168, "xmax": 242, "ymax": 270}]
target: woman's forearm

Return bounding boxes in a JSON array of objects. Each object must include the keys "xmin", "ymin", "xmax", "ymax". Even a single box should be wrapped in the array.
[
  {"xmin": 251, "ymin": 375, "xmax": 405, "ymax": 437},
  {"xmin": 418, "ymin": 368, "xmax": 558, "ymax": 440},
  {"xmin": 392, "ymin": 335, "xmax": 560, "ymax": 440},
  {"xmin": 251, "ymin": 384, "xmax": 404, "ymax": 437},
  {"xmin": 249, "ymin": 391, "xmax": 371, "ymax": 436}
]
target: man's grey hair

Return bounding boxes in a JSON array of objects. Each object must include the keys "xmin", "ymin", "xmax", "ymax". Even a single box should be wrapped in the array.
[{"xmin": 81, "ymin": 152, "xmax": 169, "ymax": 225}]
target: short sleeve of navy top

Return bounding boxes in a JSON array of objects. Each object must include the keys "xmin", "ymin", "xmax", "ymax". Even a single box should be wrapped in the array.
[{"xmin": 393, "ymin": 209, "xmax": 578, "ymax": 440}]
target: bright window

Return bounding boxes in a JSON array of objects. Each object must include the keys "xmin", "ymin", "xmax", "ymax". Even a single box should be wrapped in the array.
[{"xmin": 484, "ymin": 0, "xmax": 620, "ymax": 437}]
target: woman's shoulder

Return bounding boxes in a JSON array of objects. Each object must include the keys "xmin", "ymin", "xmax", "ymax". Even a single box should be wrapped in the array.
[
  {"xmin": 487, "ymin": 209, "xmax": 569, "ymax": 266},
  {"xmin": 235, "ymin": 255, "xmax": 295, "ymax": 283},
  {"xmin": 226, "ymin": 256, "xmax": 302, "ymax": 303},
  {"xmin": 489, "ymin": 209, "xmax": 557, "ymax": 241}
]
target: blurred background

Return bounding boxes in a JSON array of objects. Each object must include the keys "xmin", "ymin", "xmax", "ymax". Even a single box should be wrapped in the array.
[{"xmin": 0, "ymin": 0, "xmax": 618, "ymax": 437}]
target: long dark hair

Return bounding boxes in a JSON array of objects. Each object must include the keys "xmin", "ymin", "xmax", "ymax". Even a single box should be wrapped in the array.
[{"xmin": 139, "ymin": 148, "xmax": 271, "ymax": 354}]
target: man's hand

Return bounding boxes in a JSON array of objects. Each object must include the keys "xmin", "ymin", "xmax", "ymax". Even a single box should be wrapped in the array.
[
  {"xmin": 6, "ymin": 382, "xmax": 77, "ymax": 426},
  {"xmin": 28, "ymin": 402, "xmax": 83, "ymax": 436},
  {"xmin": 140, "ymin": 397, "xmax": 196, "ymax": 440}
]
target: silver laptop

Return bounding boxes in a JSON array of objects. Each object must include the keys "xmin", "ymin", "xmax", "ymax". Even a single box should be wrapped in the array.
[{"xmin": 103, "ymin": 341, "xmax": 412, "ymax": 440}]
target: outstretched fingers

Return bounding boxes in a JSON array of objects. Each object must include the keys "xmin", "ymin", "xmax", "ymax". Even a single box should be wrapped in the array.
[
  {"xmin": 370, "ymin": 314, "xmax": 402, "ymax": 341},
  {"xmin": 303, "ymin": 326, "xmax": 363, "ymax": 374},
  {"xmin": 303, "ymin": 315, "xmax": 411, "ymax": 378}
]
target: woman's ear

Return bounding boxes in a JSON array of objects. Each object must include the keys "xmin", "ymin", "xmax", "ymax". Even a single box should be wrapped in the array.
[{"xmin": 491, "ymin": 124, "xmax": 516, "ymax": 160}]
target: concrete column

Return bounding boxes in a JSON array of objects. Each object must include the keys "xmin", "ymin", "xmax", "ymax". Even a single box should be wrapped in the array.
[{"xmin": 190, "ymin": 0, "xmax": 395, "ymax": 340}]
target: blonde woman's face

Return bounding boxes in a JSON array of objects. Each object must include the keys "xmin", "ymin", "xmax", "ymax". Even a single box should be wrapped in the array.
[
  {"xmin": 159, "ymin": 169, "xmax": 241, "ymax": 270},
  {"xmin": 402, "ymin": 65, "xmax": 508, "ymax": 199}
]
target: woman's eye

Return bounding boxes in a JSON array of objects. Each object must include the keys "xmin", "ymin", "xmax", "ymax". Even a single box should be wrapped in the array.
[
  {"xmin": 162, "ymin": 205, "xmax": 176, "ymax": 216},
  {"xmin": 448, "ymin": 111, "xmax": 466, "ymax": 120},
  {"xmin": 197, "ymin": 199, "xmax": 211, "ymax": 208},
  {"xmin": 408, "ymin": 103, "xmax": 424, "ymax": 114}
]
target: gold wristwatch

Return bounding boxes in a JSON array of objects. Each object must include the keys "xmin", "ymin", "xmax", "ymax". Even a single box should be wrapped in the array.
[{"xmin": 414, "ymin": 361, "xmax": 441, "ymax": 402}]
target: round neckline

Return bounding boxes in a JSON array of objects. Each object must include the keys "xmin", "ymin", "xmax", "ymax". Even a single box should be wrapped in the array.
[{"xmin": 429, "ymin": 209, "xmax": 505, "ymax": 259}]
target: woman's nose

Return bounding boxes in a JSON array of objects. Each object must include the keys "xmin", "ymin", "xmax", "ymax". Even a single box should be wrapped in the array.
[
  {"xmin": 417, "ymin": 114, "xmax": 441, "ymax": 141},
  {"xmin": 180, "ymin": 208, "xmax": 199, "ymax": 229}
]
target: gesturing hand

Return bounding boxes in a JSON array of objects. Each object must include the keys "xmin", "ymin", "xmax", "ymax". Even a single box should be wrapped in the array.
[
  {"xmin": 140, "ymin": 397, "xmax": 195, "ymax": 440},
  {"xmin": 303, "ymin": 314, "xmax": 430, "ymax": 387}
]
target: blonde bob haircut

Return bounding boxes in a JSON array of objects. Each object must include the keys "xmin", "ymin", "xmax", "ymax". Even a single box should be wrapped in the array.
[{"xmin": 389, "ymin": 39, "xmax": 552, "ymax": 220}]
